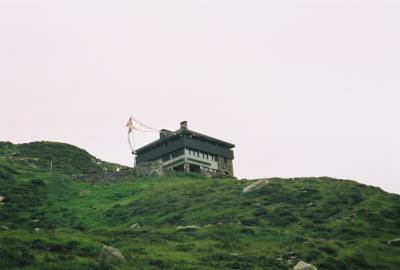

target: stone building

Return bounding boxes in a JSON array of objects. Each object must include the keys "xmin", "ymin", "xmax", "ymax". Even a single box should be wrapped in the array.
[{"xmin": 135, "ymin": 121, "xmax": 235, "ymax": 177}]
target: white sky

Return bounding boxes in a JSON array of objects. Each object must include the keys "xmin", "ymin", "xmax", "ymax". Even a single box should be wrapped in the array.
[{"xmin": 1, "ymin": 0, "xmax": 399, "ymax": 194}]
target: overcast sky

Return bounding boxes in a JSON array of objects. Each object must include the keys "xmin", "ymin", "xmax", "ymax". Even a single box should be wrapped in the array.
[{"xmin": 1, "ymin": 0, "xmax": 399, "ymax": 193}]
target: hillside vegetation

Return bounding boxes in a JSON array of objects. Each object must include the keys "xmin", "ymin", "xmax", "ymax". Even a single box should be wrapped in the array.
[{"xmin": 0, "ymin": 142, "xmax": 399, "ymax": 270}]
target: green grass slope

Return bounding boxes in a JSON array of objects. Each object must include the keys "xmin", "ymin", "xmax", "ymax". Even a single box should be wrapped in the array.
[
  {"xmin": 0, "ymin": 142, "xmax": 399, "ymax": 270},
  {"xmin": 0, "ymin": 141, "xmax": 119, "ymax": 175}
]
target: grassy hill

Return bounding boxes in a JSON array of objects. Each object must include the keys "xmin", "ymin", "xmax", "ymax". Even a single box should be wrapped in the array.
[
  {"xmin": 0, "ymin": 142, "xmax": 399, "ymax": 270},
  {"xmin": 0, "ymin": 141, "xmax": 119, "ymax": 175}
]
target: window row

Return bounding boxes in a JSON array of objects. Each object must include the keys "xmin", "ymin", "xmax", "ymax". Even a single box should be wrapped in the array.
[
  {"xmin": 160, "ymin": 148, "xmax": 222, "ymax": 163},
  {"xmin": 162, "ymin": 148, "xmax": 185, "ymax": 162},
  {"xmin": 186, "ymin": 148, "xmax": 218, "ymax": 161}
]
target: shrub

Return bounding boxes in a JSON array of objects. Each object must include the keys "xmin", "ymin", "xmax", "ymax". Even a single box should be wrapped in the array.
[
  {"xmin": 269, "ymin": 207, "xmax": 298, "ymax": 226},
  {"xmin": 252, "ymin": 208, "xmax": 269, "ymax": 217},
  {"xmin": 319, "ymin": 245, "xmax": 337, "ymax": 256},
  {"xmin": 31, "ymin": 178, "xmax": 46, "ymax": 186},
  {"xmin": 0, "ymin": 239, "xmax": 35, "ymax": 268},
  {"xmin": 305, "ymin": 249, "xmax": 323, "ymax": 261},
  {"xmin": 344, "ymin": 254, "xmax": 374, "ymax": 269},
  {"xmin": 318, "ymin": 257, "xmax": 347, "ymax": 270},
  {"xmin": 240, "ymin": 218, "xmax": 261, "ymax": 226}
]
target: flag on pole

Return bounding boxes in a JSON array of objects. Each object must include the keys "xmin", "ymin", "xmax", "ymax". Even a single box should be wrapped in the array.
[{"xmin": 126, "ymin": 117, "xmax": 133, "ymax": 133}]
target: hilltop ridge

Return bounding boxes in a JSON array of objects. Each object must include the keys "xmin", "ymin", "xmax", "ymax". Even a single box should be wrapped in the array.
[
  {"xmin": 0, "ymin": 141, "xmax": 399, "ymax": 270},
  {"xmin": 0, "ymin": 141, "xmax": 120, "ymax": 175}
]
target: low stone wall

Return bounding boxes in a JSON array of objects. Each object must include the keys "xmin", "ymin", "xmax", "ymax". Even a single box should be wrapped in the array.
[
  {"xmin": 75, "ymin": 160, "xmax": 235, "ymax": 182},
  {"xmin": 75, "ymin": 169, "xmax": 136, "ymax": 183},
  {"xmin": 75, "ymin": 161, "xmax": 164, "ymax": 183}
]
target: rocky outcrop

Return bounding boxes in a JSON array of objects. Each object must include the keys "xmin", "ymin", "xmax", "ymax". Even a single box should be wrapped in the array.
[
  {"xmin": 243, "ymin": 179, "xmax": 268, "ymax": 193},
  {"xmin": 99, "ymin": 245, "xmax": 126, "ymax": 265},
  {"xmin": 293, "ymin": 261, "xmax": 318, "ymax": 270}
]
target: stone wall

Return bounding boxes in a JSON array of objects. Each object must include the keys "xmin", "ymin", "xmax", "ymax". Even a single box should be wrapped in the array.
[
  {"xmin": 75, "ymin": 159, "xmax": 234, "ymax": 182},
  {"xmin": 200, "ymin": 167, "xmax": 214, "ymax": 178},
  {"xmin": 135, "ymin": 160, "xmax": 164, "ymax": 177},
  {"xmin": 75, "ymin": 169, "xmax": 136, "ymax": 183},
  {"xmin": 217, "ymin": 157, "xmax": 234, "ymax": 177}
]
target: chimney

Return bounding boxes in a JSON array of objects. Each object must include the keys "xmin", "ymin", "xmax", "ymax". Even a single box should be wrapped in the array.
[
  {"xmin": 180, "ymin": 121, "xmax": 188, "ymax": 129},
  {"xmin": 160, "ymin": 129, "xmax": 172, "ymax": 138}
]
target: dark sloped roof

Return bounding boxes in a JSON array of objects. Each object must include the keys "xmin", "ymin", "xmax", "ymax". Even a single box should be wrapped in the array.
[{"xmin": 135, "ymin": 128, "xmax": 235, "ymax": 154}]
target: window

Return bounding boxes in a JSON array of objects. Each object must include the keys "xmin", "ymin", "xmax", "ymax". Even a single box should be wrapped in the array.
[
  {"xmin": 171, "ymin": 148, "xmax": 185, "ymax": 158},
  {"xmin": 162, "ymin": 155, "xmax": 171, "ymax": 162}
]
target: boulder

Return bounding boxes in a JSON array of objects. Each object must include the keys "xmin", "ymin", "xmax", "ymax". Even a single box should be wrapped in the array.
[
  {"xmin": 243, "ymin": 179, "xmax": 268, "ymax": 193},
  {"xmin": 294, "ymin": 261, "xmax": 318, "ymax": 270},
  {"xmin": 1, "ymin": 225, "xmax": 8, "ymax": 230},
  {"xmin": 387, "ymin": 238, "xmax": 400, "ymax": 246},
  {"xmin": 99, "ymin": 245, "xmax": 126, "ymax": 265},
  {"xmin": 34, "ymin": 228, "xmax": 41, "ymax": 232},
  {"xmin": 0, "ymin": 195, "xmax": 4, "ymax": 202}
]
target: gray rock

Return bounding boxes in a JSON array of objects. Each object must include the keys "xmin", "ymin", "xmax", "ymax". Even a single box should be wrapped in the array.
[
  {"xmin": 79, "ymin": 190, "xmax": 90, "ymax": 197},
  {"xmin": 1, "ymin": 225, "xmax": 8, "ymax": 230},
  {"xmin": 243, "ymin": 179, "xmax": 268, "ymax": 193},
  {"xmin": 0, "ymin": 195, "xmax": 4, "ymax": 202},
  {"xmin": 34, "ymin": 228, "xmax": 41, "ymax": 232},
  {"xmin": 130, "ymin": 223, "xmax": 140, "ymax": 229},
  {"xmin": 99, "ymin": 245, "xmax": 126, "ymax": 264},
  {"xmin": 176, "ymin": 225, "xmax": 200, "ymax": 231},
  {"xmin": 294, "ymin": 261, "xmax": 318, "ymax": 270},
  {"xmin": 387, "ymin": 238, "xmax": 400, "ymax": 246}
]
